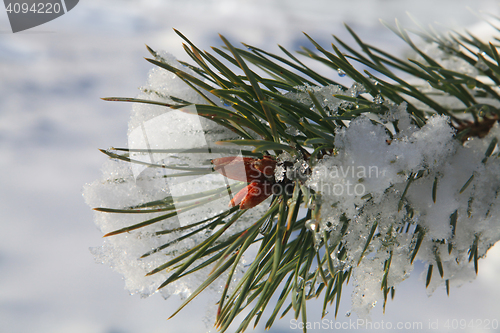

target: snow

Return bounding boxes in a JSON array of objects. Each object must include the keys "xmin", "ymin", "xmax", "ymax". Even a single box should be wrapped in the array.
[{"xmin": 307, "ymin": 104, "xmax": 500, "ymax": 316}]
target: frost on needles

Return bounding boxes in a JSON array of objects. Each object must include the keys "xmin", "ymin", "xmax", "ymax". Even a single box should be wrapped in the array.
[
  {"xmin": 84, "ymin": 24, "xmax": 500, "ymax": 331},
  {"xmin": 306, "ymin": 102, "xmax": 500, "ymax": 317}
]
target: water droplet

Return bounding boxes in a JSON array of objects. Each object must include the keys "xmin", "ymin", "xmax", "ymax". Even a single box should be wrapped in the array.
[
  {"xmin": 285, "ymin": 125, "xmax": 300, "ymax": 136},
  {"xmin": 443, "ymin": 40, "xmax": 459, "ymax": 52},
  {"xmin": 337, "ymin": 68, "xmax": 346, "ymax": 77},
  {"xmin": 296, "ymin": 276, "xmax": 304, "ymax": 289},
  {"xmin": 350, "ymin": 82, "xmax": 366, "ymax": 97},
  {"xmin": 466, "ymin": 80, "xmax": 476, "ymax": 89},
  {"xmin": 220, "ymin": 99, "xmax": 231, "ymax": 107},
  {"xmin": 345, "ymin": 311, "xmax": 351, "ymax": 317},
  {"xmin": 305, "ymin": 219, "xmax": 318, "ymax": 231},
  {"xmin": 374, "ymin": 95, "xmax": 384, "ymax": 104},
  {"xmin": 475, "ymin": 57, "xmax": 489, "ymax": 71}
]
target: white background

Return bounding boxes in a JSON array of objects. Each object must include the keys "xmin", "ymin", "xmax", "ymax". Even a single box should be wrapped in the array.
[{"xmin": 1, "ymin": 1, "xmax": 500, "ymax": 332}]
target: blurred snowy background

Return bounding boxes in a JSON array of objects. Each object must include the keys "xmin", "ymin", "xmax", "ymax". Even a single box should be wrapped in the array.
[{"xmin": 1, "ymin": 0, "xmax": 500, "ymax": 332}]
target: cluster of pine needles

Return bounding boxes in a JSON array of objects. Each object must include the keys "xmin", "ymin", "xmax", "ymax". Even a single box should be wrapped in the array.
[{"xmin": 96, "ymin": 19, "xmax": 500, "ymax": 332}]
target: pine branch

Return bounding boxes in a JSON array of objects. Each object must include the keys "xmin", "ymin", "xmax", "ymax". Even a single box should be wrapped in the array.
[{"xmin": 88, "ymin": 18, "xmax": 500, "ymax": 333}]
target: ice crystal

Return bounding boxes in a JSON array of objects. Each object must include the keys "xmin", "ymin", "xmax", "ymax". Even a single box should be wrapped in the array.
[
  {"xmin": 285, "ymin": 83, "xmax": 364, "ymax": 115},
  {"xmin": 83, "ymin": 52, "xmax": 270, "ymax": 310}
]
